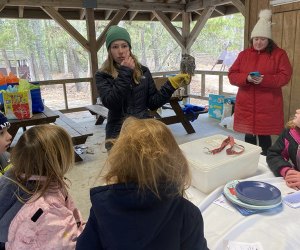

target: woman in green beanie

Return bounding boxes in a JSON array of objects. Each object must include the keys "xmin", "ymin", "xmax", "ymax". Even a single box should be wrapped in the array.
[{"xmin": 96, "ymin": 25, "xmax": 190, "ymax": 150}]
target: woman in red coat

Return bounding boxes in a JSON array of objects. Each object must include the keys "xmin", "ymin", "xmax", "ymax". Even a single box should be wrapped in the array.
[{"xmin": 228, "ymin": 9, "xmax": 292, "ymax": 155}]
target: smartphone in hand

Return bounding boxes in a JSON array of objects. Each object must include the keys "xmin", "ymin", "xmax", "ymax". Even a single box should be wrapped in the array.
[{"xmin": 249, "ymin": 71, "xmax": 261, "ymax": 77}]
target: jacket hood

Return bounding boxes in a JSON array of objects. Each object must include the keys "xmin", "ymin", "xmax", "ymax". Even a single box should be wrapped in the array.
[{"xmin": 90, "ymin": 183, "xmax": 182, "ymax": 248}]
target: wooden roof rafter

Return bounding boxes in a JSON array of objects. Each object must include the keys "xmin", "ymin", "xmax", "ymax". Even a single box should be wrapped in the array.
[
  {"xmin": 0, "ymin": 0, "xmax": 7, "ymax": 12},
  {"xmin": 0, "ymin": 0, "xmax": 243, "ymax": 21}
]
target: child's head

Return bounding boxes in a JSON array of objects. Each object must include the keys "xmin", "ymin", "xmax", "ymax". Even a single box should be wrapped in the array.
[
  {"xmin": 10, "ymin": 124, "xmax": 74, "ymax": 198},
  {"xmin": 0, "ymin": 112, "xmax": 12, "ymax": 154},
  {"xmin": 104, "ymin": 117, "xmax": 190, "ymax": 197},
  {"xmin": 287, "ymin": 109, "xmax": 300, "ymax": 129}
]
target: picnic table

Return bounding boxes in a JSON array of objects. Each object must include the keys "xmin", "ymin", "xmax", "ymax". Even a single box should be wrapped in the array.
[{"xmin": 8, "ymin": 106, "xmax": 59, "ymax": 141}]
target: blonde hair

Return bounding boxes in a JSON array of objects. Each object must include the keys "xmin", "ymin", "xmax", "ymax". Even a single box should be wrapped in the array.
[
  {"xmin": 104, "ymin": 117, "xmax": 190, "ymax": 198},
  {"xmin": 100, "ymin": 50, "xmax": 142, "ymax": 84},
  {"xmin": 10, "ymin": 124, "xmax": 74, "ymax": 201}
]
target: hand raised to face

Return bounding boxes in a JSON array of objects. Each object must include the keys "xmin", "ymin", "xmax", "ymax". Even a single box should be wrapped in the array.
[{"xmin": 121, "ymin": 52, "xmax": 135, "ymax": 70}]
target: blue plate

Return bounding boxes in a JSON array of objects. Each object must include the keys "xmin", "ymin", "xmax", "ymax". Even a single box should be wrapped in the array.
[
  {"xmin": 224, "ymin": 181, "xmax": 282, "ymax": 210},
  {"xmin": 235, "ymin": 181, "xmax": 282, "ymax": 206}
]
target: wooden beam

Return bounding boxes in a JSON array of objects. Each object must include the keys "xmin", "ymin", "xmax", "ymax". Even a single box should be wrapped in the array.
[
  {"xmin": 214, "ymin": 6, "xmax": 226, "ymax": 15},
  {"xmin": 129, "ymin": 11, "xmax": 139, "ymax": 21},
  {"xmin": 104, "ymin": 10, "xmax": 113, "ymax": 20},
  {"xmin": 0, "ymin": 0, "xmax": 7, "ymax": 12},
  {"xmin": 153, "ymin": 10, "xmax": 184, "ymax": 48},
  {"xmin": 231, "ymin": 0, "xmax": 245, "ymax": 16},
  {"xmin": 186, "ymin": 0, "xmax": 231, "ymax": 12},
  {"xmin": 41, "ymin": 6, "xmax": 90, "ymax": 51},
  {"xmin": 186, "ymin": 6, "xmax": 215, "ymax": 49},
  {"xmin": 6, "ymin": 0, "xmax": 83, "ymax": 8},
  {"xmin": 182, "ymin": 12, "xmax": 191, "ymax": 56},
  {"xmin": 86, "ymin": 8, "xmax": 98, "ymax": 104},
  {"xmin": 80, "ymin": 9, "xmax": 85, "ymax": 20},
  {"xmin": 6, "ymin": 0, "xmax": 185, "ymax": 12},
  {"xmin": 95, "ymin": 1, "xmax": 185, "ymax": 12},
  {"xmin": 150, "ymin": 12, "xmax": 156, "ymax": 21},
  {"xmin": 170, "ymin": 12, "xmax": 180, "ymax": 21},
  {"xmin": 96, "ymin": 9, "xmax": 128, "ymax": 51},
  {"xmin": 18, "ymin": 6, "xmax": 24, "ymax": 17}
]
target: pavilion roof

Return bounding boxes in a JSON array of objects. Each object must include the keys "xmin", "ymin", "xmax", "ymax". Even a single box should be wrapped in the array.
[{"xmin": 0, "ymin": 0, "xmax": 243, "ymax": 21}]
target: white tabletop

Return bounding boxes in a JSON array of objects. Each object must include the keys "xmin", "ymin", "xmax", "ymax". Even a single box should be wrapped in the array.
[{"xmin": 186, "ymin": 156, "xmax": 300, "ymax": 250}]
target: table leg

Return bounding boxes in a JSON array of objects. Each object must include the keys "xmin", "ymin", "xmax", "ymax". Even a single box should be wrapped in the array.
[{"xmin": 169, "ymin": 100, "xmax": 195, "ymax": 134}]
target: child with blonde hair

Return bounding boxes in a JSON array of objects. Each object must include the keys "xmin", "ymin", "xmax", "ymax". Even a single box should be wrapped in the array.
[
  {"xmin": 267, "ymin": 109, "xmax": 300, "ymax": 190},
  {"xmin": 0, "ymin": 124, "xmax": 84, "ymax": 249},
  {"xmin": 76, "ymin": 117, "xmax": 208, "ymax": 250}
]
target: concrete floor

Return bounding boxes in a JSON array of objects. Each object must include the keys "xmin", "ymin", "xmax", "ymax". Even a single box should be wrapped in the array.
[{"xmin": 65, "ymin": 110, "xmax": 243, "ymax": 220}]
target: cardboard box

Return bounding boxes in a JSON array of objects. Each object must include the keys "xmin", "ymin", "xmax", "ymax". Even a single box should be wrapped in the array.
[{"xmin": 179, "ymin": 134, "xmax": 261, "ymax": 193}]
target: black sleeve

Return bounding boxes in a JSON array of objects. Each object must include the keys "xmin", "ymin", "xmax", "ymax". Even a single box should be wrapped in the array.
[
  {"xmin": 266, "ymin": 129, "xmax": 293, "ymax": 177},
  {"xmin": 96, "ymin": 66, "xmax": 133, "ymax": 111},
  {"xmin": 145, "ymin": 69, "xmax": 175, "ymax": 111},
  {"xmin": 76, "ymin": 209, "xmax": 103, "ymax": 250},
  {"xmin": 181, "ymin": 202, "xmax": 209, "ymax": 250}
]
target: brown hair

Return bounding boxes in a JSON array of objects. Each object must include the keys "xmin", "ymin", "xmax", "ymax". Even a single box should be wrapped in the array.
[
  {"xmin": 103, "ymin": 117, "xmax": 190, "ymax": 198},
  {"xmin": 249, "ymin": 38, "xmax": 276, "ymax": 54},
  {"xmin": 10, "ymin": 124, "xmax": 74, "ymax": 201},
  {"xmin": 100, "ymin": 50, "xmax": 143, "ymax": 84}
]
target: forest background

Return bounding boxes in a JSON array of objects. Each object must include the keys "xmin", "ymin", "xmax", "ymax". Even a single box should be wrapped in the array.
[{"xmin": 0, "ymin": 13, "xmax": 244, "ymax": 108}]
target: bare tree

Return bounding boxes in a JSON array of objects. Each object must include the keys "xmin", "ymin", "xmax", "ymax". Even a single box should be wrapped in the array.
[{"xmin": 30, "ymin": 20, "xmax": 52, "ymax": 80}]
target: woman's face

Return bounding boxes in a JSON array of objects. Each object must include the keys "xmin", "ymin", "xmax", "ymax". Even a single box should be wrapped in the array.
[
  {"xmin": 293, "ymin": 109, "xmax": 300, "ymax": 128},
  {"xmin": 252, "ymin": 37, "xmax": 269, "ymax": 51},
  {"xmin": 110, "ymin": 40, "xmax": 131, "ymax": 64}
]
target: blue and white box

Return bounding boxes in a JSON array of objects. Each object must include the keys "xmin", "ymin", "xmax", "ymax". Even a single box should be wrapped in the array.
[{"xmin": 208, "ymin": 94, "xmax": 224, "ymax": 120}]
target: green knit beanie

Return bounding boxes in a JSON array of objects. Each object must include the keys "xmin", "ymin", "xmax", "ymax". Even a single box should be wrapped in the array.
[{"xmin": 105, "ymin": 25, "xmax": 131, "ymax": 50}]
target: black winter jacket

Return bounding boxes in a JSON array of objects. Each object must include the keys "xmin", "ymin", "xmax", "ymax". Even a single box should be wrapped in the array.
[
  {"xmin": 267, "ymin": 128, "xmax": 300, "ymax": 176},
  {"xmin": 76, "ymin": 183, "xmax": 208, "ymax": 250},
  {"xmin": 95, "ymin": 65, "xmax": 175, "ymax": 141}
]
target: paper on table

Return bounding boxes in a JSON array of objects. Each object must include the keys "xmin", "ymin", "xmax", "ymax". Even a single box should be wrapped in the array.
[
  {"xmin": 213, "ymin": 194, "xmax": 235, "ymax": 212},
  {"xmin": 227, "ymin": 240, "xmax": 264, "ymax": 250},
  {"xmin": 283, "ymin": 191, "xmax": 300, "ymax": 208}
]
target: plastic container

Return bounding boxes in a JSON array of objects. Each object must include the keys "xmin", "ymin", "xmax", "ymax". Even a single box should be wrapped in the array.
[{"xmin": 179, "ymin": 134, "xmax": 262, "ymax": 193}]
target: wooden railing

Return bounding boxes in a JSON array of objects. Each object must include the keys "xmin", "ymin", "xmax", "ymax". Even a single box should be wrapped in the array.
[{"xmin": 38, "ymin": 70, "xmax": 235, "ymax": 113}]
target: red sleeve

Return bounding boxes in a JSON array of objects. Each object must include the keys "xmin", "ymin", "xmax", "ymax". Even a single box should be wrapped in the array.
[
  {"xmin": 260, "ymin": 50, "xmax": 292, "ymax": 89},
  {"xmin": 228, "ymin": 51, "xmax": 252, "ymax": 88}
]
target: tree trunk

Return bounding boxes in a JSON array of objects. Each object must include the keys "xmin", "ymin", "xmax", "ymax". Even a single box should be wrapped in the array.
[
  {"xmin": 140, "ymin": 29, "xmax": 147, "ymax": 66},
  {"xmin": 28, "ymin": 52, "xmax": 39, "ymax": 81},
  {"xmin": 54, "ymin": 48, "xmax": 63, "ymax": 73},
  {"xmin": 63, "ymin": 49, "xmax": 69, "ymax": 74},
  {"xmin": 30, "ymin": 20, "xmax": 52, "ymax": 80},
  {"xmin": 43, "ymin": 21, "xmax": 53, "ymax": 73},
  {"xmin": 150, "ymin": 23, "xmax": 160, "ymax": 71},
  {"xmin": 67, "ymin": 46, "xmax": 84, "ymax": 91},
  {"xmin": 1, "ymin": 49, "xmax": 11, "ymax": 74}
]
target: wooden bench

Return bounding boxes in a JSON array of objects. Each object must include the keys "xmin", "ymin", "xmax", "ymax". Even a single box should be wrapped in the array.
[
  {"xmin": 85, "ymin": 104, "xmax": 108, "ymax": 125},
  {"xmin": 53, "ymin": 110, "xmax": 93, "ymax": 162}
]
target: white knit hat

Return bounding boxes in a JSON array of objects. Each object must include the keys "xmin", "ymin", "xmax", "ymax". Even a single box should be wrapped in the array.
[{"xmin": 251, "ymin": 9, "xmax": 272, "ymax": 39}]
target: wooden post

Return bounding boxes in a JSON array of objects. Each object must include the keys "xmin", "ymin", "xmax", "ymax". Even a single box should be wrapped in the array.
[{"xmin": 86, "ymin": 8, "xmax": 98, "ymax": 104}]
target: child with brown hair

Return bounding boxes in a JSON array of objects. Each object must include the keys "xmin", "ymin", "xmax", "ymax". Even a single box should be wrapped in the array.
[
  {"xmin": 76, "ymin": 117, "xmax": 208, "ymax": 250},
  {"xmin": 267, "ymin": 109, "xmax": 300, "ymax": 190},
  {"xmin": 0, "ymin": 124, "xmax": 84, "ymax": 249}
]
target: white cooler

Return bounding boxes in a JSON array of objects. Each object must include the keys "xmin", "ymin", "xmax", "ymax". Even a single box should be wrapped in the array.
[{"xmin": 179, "ymin": 134, "xmax": 262, "ymax": 194}]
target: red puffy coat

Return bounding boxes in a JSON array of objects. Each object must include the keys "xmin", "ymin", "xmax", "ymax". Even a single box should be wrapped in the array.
[{"xmin": 228, "ymin": 46, "xmax": 292, "ymax": 135}]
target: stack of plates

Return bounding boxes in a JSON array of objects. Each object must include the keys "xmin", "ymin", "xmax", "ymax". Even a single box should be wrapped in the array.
[{"xmin": 224, "ymin": 180, "xmax": 282, "ymax": 210}]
